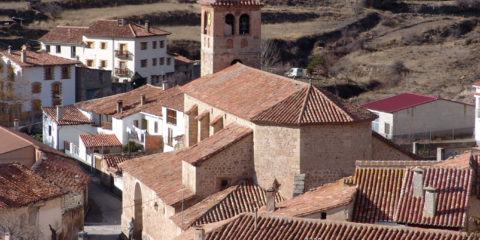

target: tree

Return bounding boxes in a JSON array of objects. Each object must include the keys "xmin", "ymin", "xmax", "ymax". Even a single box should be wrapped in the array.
[
  {"xmin": 0, "ymin": 211, "xmax": 41, "ymax": 240},
  {"xmin": 130, "ymin": 72, "xmax": 147, "ymax": 89},
  {"xmin": 261, "ymin": 39, "xmax": 282, "ymax": 68}
]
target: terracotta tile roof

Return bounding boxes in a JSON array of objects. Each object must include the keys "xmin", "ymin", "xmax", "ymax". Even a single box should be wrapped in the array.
[
  {"xmin": 103, "ymin": 154, "xmax": 134, "ymax": 173},
  {"xmin": 261, "ymin": 180, "xmax": 356, "ymax": 217},
  {"xmin": 120, "ymin": 151, "xmax": 195, "ymax": 206},
  {"xmin": 351, "ymin": 167, "xmax": 405, "ymax": 223},
  {"xmin": 80, "ymin": 134, "xmax": 122, "ymax": 148},
  {"xmin": 372, "ymin": 131, "xmax": 423, "ymax": 160},
  {"xmin": 252, "ymin": 84, "xmax": 376, "ymax": 125},
  {"xmin": 435, "ymin": 152, "xmax": 473, "ymax": 168},
  {"xmin": 75, "ymin": 85, "xmax": 183, "ymax": 119},
  {"xmin": 38, "ymin": 26, "xmax": 88, "ymax": 44},
  {"xmin": 33, "ymin": 153, "xmax": 90, "ymax": 193},
  {"xmin": 84, "ymin": 20, "xmax": 170, "ymax": 39},
  {"xmin": 0, "ymin": 163, "xmax": 66, "ymax": 209},
  {"xmin": 183, "ymin": 64, "xmax": 374, "ymax": 125},
  {"xmin": 171, "ymin": 181, "xmax": 284, "ymax": 230},
  {"xmin": 1, "ymin": 50, "xmax": 79, "ymax": 67},
  {"xmin": 199, "ymin": 214, "xmax": 478, "ymax": 240},
  {"xmin": 174, "ymin": 54, "xmax": 194, "ymax": 66},
  {"xmin": 182, "ymin": 123, "xmax": 252, "ymax": 166},
  {"xmin": 43, "ymin": 105, "xmax": 93, "ymax": 125},
  {"xmin": 394, "ymin": 167, "xmax": 472, "ymax": 228},
  {"xmin": 198, "ymin": 0, "xmax": 264, "ymax": 7}
]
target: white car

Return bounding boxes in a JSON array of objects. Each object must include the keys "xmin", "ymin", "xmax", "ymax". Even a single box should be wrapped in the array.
[{"xmin": 285, "ymin": 68, "xmax": 304, "ymax": 78}]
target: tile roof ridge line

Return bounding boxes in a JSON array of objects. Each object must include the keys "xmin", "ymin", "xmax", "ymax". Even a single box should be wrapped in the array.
[
  {"xmin": 392, "ymin": 168, "xmax": 408, "ymax": 221},
  {"xmin": 317, "ymin": 87, "xmax": 355, "ymax": 121},
  {"xmin": 56, "ymin": 25, "xmax": 89, "ymax": 29},
  {"xmin": 128, "ymin": 24, "xmax": 136, "ymax": 37},
  {"xmin": 297, "ymin": 85, "xmax": 311, "ymax": 124}
]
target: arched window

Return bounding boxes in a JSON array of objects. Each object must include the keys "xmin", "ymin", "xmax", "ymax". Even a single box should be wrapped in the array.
[
  {"xmin": 239, "ymin": 14, "xmax": 250, "ymax": 35},
  {"xmin": 231, "ymin": 59, "xmax": 242, "ymax": 65},
  {"xmin": 225, "ymin": 14, "xmax": 234, "ymax": 36},
  {"xmin": 203, "ymin": 12, "xmax": 209, "ymax": 34}
]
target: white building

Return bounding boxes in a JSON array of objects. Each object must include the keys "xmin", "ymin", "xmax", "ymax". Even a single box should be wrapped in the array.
[
  {"xmin": 362, "ymin": 93, "xmax": 474, "ymax": 141},
  {"xmin": 0, "ymin": 47, "xmax": 78, "ymax": 125},
  {"xmin": 473, "ymin": 83, "xmax": 480, "ymax": 144},
  {"xmin": 43, "ymin": 84, "xmax": 185, "ymax": 160},
  {"xmin": 39, "ymin": 20, "xmax": 175, "ymax": 84}
]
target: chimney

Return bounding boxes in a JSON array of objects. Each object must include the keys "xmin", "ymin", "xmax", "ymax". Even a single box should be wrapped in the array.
[
  {"xmin": 437, "ymin": 147, "xmax": 445, "ymax": 161},
  {"xmin": 7, "ymin": 45, "xmax": 12, "ymax": 54},
  {"xmin": 423, "ymin": 186, "xmax": 438, "ymax": 218},
  {"xmin": 4, "ymin": 232, "xmax": 10, "ymax": 240},
  {"xmin": 412, "ymin": 167, "xmax": 424, "ymax": 198},
  {"xmin": 162, "ymin": 79, "xmax": 169, "ymax": 91},
  {"xmin": 13, "ymin": 119, "xmax": 19, "ymax": 130},
  {"xmin": 21, "ymin": 45, "xmax": 27, "ymax": 63},
  {"xmin": 117, "ymin": 100, "xmax": 123, "ymax": 113},
  {"xmin": 141, "ymin": 94, "xmax": 146, "ymax": 106},
  {"xmin": 194, "ymin": 227, "xmax": 205, "ymax": 240},
  {"xmin": 145, "ymin": 20, "xmax": 150, "ymax": 32},
  {"xmin": 265, "ymin": 187, "xmax": 276, "ymax": 212},
  {"xmin": 56, "ymin": 105, "xmax": 62, "ymax": 122}
]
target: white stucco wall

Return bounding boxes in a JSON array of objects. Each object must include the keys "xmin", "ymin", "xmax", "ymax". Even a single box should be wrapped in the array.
[
  {"xmin": 40, "ymin": 42, "xmax": 82, "ymax": 60},
  {"xmin": 162, "ymin": 107, "xmax": 184, "ymax": 152},
  {"xmin": 474, "ymin": 87, "xmax": 480, "ymax": 143}
]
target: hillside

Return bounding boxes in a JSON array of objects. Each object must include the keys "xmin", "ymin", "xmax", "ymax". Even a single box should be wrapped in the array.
[{"xmin": 1, "ymin": 0, "xmax": 479, "ymax": 104}]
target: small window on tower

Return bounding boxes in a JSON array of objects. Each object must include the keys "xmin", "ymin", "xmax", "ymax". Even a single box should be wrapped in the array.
[
  {"xmin": 239, "ymin": 14, "xmax": 250, "ymax": 35},
  {"xmin": 225, "ymin": 14, "xmax": 234, "ymax": 36}
]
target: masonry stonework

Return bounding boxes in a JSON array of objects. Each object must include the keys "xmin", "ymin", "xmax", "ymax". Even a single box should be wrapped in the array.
[{"xmin": 371, "ymin": 135, "xmax": 415, "ymax": 159}]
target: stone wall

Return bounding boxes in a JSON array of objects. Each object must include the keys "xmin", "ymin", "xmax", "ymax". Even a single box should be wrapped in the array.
[
  {"xmin": 372, "ymin": 134, "xmax": 416, "ymax": 160},
  {"xmin": 300, "ymin": 123, "xmax": 372, "ymax": 192},
  {"xmin": 121, "ymin": 173, "xmax": 181, "ymax": 240},
  {"xmin": 194, "ymin": 134, "xmax": 254, "ymax": 198},
  {"xmin": 61, "ymin": 207, "xmax": 84, "ymax": 240},
  {"xmin": 253, "ymin": 124, "xmax": 300, "ymax": 198}
]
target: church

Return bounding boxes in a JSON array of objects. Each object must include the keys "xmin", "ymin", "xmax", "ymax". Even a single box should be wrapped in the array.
[{"xmin": 119, "ymin": 1, "xmax": 419, "ymax": 239}]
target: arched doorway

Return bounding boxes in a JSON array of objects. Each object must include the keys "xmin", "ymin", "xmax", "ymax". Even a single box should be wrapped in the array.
[
  {"xmin": 133, "ymin": 183, "xmax": 143, "ymax": 239},
  {"xmin": 231, "ymin": 59, "xmax": 242, "ymax": 65}
]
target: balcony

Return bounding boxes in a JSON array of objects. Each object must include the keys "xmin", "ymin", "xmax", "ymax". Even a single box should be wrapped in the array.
[
  {"xmin": 115, "ymin": 50, "xmax": 129, "ymax": 58},
  {"xmin": 115, "ymin": 68, "xmax": 130, "ymax": 77}
]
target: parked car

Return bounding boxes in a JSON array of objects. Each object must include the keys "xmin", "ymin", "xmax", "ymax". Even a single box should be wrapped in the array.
[{"xmin": 285, "ymin": 68, "xmax": 305, "ymax": 78}]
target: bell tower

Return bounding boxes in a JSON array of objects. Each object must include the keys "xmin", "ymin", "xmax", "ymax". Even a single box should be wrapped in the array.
[{"xmin": 199, "ymin": 0, "xmax": 263, "ymax": 76}]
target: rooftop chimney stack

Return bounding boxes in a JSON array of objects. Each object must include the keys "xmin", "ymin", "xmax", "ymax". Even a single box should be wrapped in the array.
[
  {"xmin": 7, "ymin": 45, "xmax": 12, "ymax": 54},
  {"xmin": 145, "ymin": 20, "xmax": 150, "ymax": 32},
  {"xmin": 141, "ymin": 94, "xmax": 146, "ymax": 106},
  {"xmin": 194, "ymin": 227, "xmax": 205, "ymax": 240},
  {"xmin": 412, "ymin": 167, "xmax": 424, "ymax": 198},
  {"xmin": 266, "ymin": 187, "xmax": 276, "ymax": 212},
  {"xmin": 13, "ymin": 119, "xmax": 19, "ymax": 131},
  {"xmin": 56, "ymin": 105, "xmax": 62, "ymax": 122},
  {"xmin": 4, "ymin": 232, "xmax": 10, "ymax": 240},
  {"xmin": 437, "ymin": 147, "xmax": 445, "ymax": 161},
  {"xmin": 21, "ymin": 45, "xmax": 27, "ymax": 63},
  {"xmin": 423, "ymin": 186, "xmax": 438, "ymax": 218},
  {"xmin": 117, "ymin": 100, "xmax": 123, "ymax": 113},
  {"xmin": 162, "ymin": 79, "xmax": 169, "ymax": 91}
]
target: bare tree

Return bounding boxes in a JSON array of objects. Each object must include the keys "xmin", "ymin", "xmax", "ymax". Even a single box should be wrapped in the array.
[
  {"xmin": 0, "ymin": 211, "xmax": 41, "ymax": 240},
  {"xmin": 261, "ymin": 39, "xmax": 282, "ymax": 69}
]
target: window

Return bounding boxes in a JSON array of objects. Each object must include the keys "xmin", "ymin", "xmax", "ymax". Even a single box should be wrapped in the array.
[
  {"xmin": 86, "ymin": 41, "xmax": 94, "ymax": 48},
  {"xmin": 167, "ymin": 57, "xmax": 172, "ymax": 65},
  {"xmin": 372, "ymin": 118, "xmax": 379, "ymax": 132},
  {"xmin": 152, "ymin": 41, "xmax": 157, "ymax": 49},
  {"xmin": 152, "ymin": 58, "xmax": 157, "ymax": 66},
  {"xmin": 167, "ymin": 128, "xmax": 173, "ymax": 146},
  {"xmin": 61, "ymin": 66, "xmax": 69, "ymax": 79},
  {"xmin": 31, "ymin": 83, "xmax": 41, "ymax": 93},
  {"xmin": 166, "ymin": 109, "xmax": 177, "ymax": 125},
  {"xmin": 86, "ymin": 60, "xmax": 94, "ymax": 67},
  {"xmin": 225, "ymin": 14, "xmax": 234, "ymax": 36},
  {"xmin": 53, "ymin": 99, "xmax": 62, "ymax": 106},
  {"xmin": 44, "ymin": 67, "xmax": 53, "ymax": 80},
  {"xmin": 48, "ymin": 125, "xmax": 52, "ymax": 136},
  {"xmin": 141, "ymin": 42, "xmax": 147, "ymax": 50},
  {"xmin": 31, "ymin": 99, "xmax": 41, "ymax": 111},
  {"xmin": 159, "ymin": 57, "xmax": 165, "ymax": 65},
  {"xmin": 159, "ymin": 40, "xmax": 165, "ymax": 48},
  {"xmin": 56, "ymin": 45, "xmax": 61, "ymax": 53},
  {"xmin": 384, "ymin": 122, "xmax": 390, "ymax": 135},
  {"xmin": 100, "ymin": 60, "xmax": 107, "ymax": 68},
  {"xmin": 100, "ymin": 42, "xmax": 107, "ymax": 49},
  {"xmin": 239, "ymin": 14, "xmax": 250, "ymax": 35},
  {"xmin": 220, "ymin": 179, "xmax": 229, "ymax": 190},
  {"xmin": 70, "ymin": 46, "xmax": 76, "ymax": 58},
  {"xmin": 154, "ymin": 122, "xmax": 158, "ymax": 133},
  {"xmin": 140, "ymin": 59, "xmax": 147, "ymax": 68},
  {"xmin": 52, "ymin": 82, "xmax": 61, "ymax": 96},
  {"xmin": 321, "ymin": 212, "xmax": 327, "ymax": 219},
  {"xmin": 45, "ymin": 45, "xmax": 50, "ymax": 53},
  {"xmin": 133, "ymin": 120, "xmax": 139, "ymax": 128}
]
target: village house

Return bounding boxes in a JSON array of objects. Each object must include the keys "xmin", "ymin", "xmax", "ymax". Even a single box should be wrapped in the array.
[
  {"xmin": 0, "ymin": 126, "xmax": 89, "ymax": 240},
  {"xmin": 39, "ymin": 20, "xmax": 176, "ymax": 85},
  {"xmin": 362, "ymin": 93, "xmax": 474, "ymax": 141},
  {"xmin": 0, "ymin": 46, "xmax": 78, "ymax": 126},
  {"xmin": 472, "ymin": 82, "xmax": 480, "ymax": 145}
]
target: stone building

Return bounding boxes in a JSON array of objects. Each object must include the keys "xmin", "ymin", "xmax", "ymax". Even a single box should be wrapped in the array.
[{"xmin": 199, "ymin": 0, "xmax": 262, "ymax": 76}]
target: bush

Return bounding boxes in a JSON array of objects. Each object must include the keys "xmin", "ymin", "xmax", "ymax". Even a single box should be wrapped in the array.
[
  {"xmin": 123, "ymin": 141, "xmax": 143, "ymax": 153},
  {"xmin": 457, "ymin": 0, "xmax": 480, "ymax": 10}
]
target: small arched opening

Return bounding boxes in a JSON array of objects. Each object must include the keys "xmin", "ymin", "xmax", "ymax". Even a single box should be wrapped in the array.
[
  {"xmin": 239, "ymin": 14, "xmax": 250, "ymax": 35},
  {"xmin": 231, "ymin": 59, "xmax": 242, "ymax": 65},
  {"xmin": 225, "ymin": 14, "xmax": 234, "ymax": 36},
  {"xmin": 133, "ymin": 183, "xmax": 143, "ymax": 239}
]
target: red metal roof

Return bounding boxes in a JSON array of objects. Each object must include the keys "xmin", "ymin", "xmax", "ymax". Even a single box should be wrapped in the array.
[{"xmin": 362, "ymin": 93, "xmax": 438, "ymax": 113}]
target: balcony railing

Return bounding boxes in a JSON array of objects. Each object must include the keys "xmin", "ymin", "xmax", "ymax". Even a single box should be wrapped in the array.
[
  {"xmin": 115, "ymin": 68, "xmax": 130, "ymax": 77},
  {"xmin": 115, "ymin": 50, "xmax": 129, "ymax": 58},
  {"xmin": 102, "ymin": 121, "xmax": 112, "ymax": 130}
]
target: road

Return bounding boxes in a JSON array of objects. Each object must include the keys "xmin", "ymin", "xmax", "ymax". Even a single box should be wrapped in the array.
[{"xmin": 84, "ymin": 179, "xmax": 122, "ymax": 240}]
